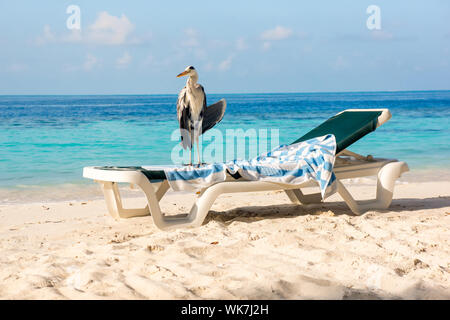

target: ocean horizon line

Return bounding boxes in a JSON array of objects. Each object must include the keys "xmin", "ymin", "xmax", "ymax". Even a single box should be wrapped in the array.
[{"xmin": 1, "ymin": 89, "xmax": 450, "ymax": 97}]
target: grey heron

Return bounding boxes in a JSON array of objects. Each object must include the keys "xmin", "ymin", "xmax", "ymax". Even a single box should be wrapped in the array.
[{"xmin": 176, "ymin": 65, "xmax": 206, "ymax": 166}]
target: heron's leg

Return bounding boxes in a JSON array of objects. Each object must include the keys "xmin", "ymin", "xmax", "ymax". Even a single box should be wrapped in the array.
[
  {"xmin": 195, "ymin": 121, "xmax": 202, "ymax": 166},
  {"xmin": 188, "ymin": 126, "xmax": 193, "ymax": 166},
  {"xmin": 195, "ymin": 131, "xmax": 201, "ymax": 166},
  {"xmin": 196, "ymin": 141, "xmax": 201, "ymax": 166}
]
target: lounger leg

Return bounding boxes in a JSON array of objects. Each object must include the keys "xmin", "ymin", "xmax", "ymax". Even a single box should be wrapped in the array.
[
  {"xmin": 99, "ymin": 181, "xmax": 170, "ymax": 219},
  {"xmin": 337, "ymin": 161, "xmax": 409, "ymax": 215},
  {"xmin": 155, "ymin": 180, "xmax": 170, "ymax": 201},
  {"xmin": 138, "ymin": 177, "xmax": 222, "ymax": 230},
  {"xmin": 285, "ymin": 189, "xmax": 323, "ymax": 205},
  {"xmin": 336, "ymin": 180, "xmax": 363, "ymax": 215},
  {"xmin": 118, "ymin": 181, "xmax": 170, "ymax": 218},
  {"xmin": 138, "ymin": 179, "xmax": 292, "ymax": 230},
  {"xmin": 101, "ymin": 182, "xmax": 122, "ymax": 219},
  {"xmin": 375, "ymin": 161, "xmax": 409, "ymax": 208}
]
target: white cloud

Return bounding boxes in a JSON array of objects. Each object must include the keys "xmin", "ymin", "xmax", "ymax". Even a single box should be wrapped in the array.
[
  {"xmin": 184, "ymin": 28, "xmax": 197, "ymax": 38},
  {"xmin": 370, "ymin": 30, "xmax": 394, "ymax": 41},
  {"xmin": 204, "ymin": 62, "xmax": 214, "ymax": 72},
  {"xmin": 236, "ymin": 37, "xmax": 248, "ymax": 51},
  {"xmin": 62, "ymin": 29, "xmax": 82, "ymax": 43},
  {"xmin": 61, "ymin": 53, "xmax": 100, "ymax": 72},
  {"xmin": 218, "ymin": 55, "xmax": 233, "ymax": 71},
  {"xmin": 116, "ymin": 52, "xmax": 132, "ymax": 68},
  {"xmin": 185, "ymin": 28, "xmax": 198, "ymax": 37},
  {"xmin": 83, "ymin": 53, "xmax": 99, "ymax": 71},
  {"xmin": 177, "ymin": 28, "xmax": 209, "ymax": 61},
  {"xmin": 202, "ymin": 56, "xmax": 234, "ymax": 73},
  {"xmin": 181, "ymin": 28, "xmax": 199, "ymax": 47},
  {"xmin": 261, "ymin": 26, "xmax": 292, "ymax": 41},
  {"xmin": 332, "ymin": 56, "xmax": 349, "ymax": 71},
  {"xmin": 262, "ymin": 41, "xmax": 272, "ymax": 51},
  {"xmin": 39, "ymin": 12, "xmax": 137, "ymax": 46},
  {"xmin": 36, "ymin": 25, "xmax": 56, "ymax": 45},
  {"xmin": 87, "ymin": 12, "xmax": 135, "ymax": 45},
  {"xmin": 260, "ymin": 26, "xmax": 293, "ymax": 51}
]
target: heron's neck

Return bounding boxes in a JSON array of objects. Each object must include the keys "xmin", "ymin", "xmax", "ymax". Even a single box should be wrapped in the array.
[{"xmin": 187, "ymin": 74, "xmax": 198, "ymax": 87}]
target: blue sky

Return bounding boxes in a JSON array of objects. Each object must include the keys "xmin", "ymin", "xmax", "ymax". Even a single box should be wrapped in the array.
[{"xmin": 0, "ymin": 0, "xmax": 449, "ymax": 94}]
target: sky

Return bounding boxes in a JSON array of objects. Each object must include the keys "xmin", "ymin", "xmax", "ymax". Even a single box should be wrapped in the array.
[{"xmin": 0, "ymin": 0, "xmax": 449, "ymax": 94}]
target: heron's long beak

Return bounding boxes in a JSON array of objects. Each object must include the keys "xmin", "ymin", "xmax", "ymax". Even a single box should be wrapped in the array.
[{"xmin": 177, "ymin": 70, "xmax": 189, "ymax": 78}]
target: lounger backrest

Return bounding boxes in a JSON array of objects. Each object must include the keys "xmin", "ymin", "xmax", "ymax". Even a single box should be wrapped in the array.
[{"xmin": 292, "ymin": 110, "xmax": 388, "ymax": 154}]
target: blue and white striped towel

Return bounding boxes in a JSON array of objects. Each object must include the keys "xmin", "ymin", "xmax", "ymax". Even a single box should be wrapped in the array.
[{"xmin": 164, "ymin": 134, "xmax": 337, "ymax": 199}]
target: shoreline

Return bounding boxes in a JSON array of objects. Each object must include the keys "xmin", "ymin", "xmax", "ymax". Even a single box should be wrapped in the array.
[{"xmin": 1, "ymin": 168, "xmax": 449, "ymax": 206}]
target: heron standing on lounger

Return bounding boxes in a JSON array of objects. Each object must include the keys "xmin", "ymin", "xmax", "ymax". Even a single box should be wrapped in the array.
[{"xmin": 176, "ymin": 65, "xmax": 206, "ymax": 166}]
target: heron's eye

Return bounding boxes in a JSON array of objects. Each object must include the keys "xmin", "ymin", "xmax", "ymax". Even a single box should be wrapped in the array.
[{"xmin": 189, "ymin": 66, "xmax": 195, "ymax": 70}]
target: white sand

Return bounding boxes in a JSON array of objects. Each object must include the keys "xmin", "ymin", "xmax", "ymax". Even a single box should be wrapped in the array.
[{"xmin": 0, "ymin": 180, "xmax": 449, "ymax": 299}]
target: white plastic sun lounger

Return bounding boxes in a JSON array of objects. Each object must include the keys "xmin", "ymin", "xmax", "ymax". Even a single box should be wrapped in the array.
[{"xmin": 83, "ymin": 109, "xmax": 409, "ymax": 230}]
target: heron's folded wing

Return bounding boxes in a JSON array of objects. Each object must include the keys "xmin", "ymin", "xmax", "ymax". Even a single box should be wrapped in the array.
[
  {"xmin": 202, "ymin": 99, "xmax": 227, "ymax": 134},
  {"xmin": 177, "ymin": 87, "xmax": 192, "ymax": 149}
]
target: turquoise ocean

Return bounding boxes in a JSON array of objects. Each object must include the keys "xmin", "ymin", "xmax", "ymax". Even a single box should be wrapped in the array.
[{"xmin": 1, "ymin": 91, "xmax": 449, "ymax": 204}]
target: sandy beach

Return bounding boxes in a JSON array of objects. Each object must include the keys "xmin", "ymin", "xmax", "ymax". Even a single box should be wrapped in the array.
[{"xmin": 0, "ymin": 179, "xmax": 449, "ymax": 300}]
